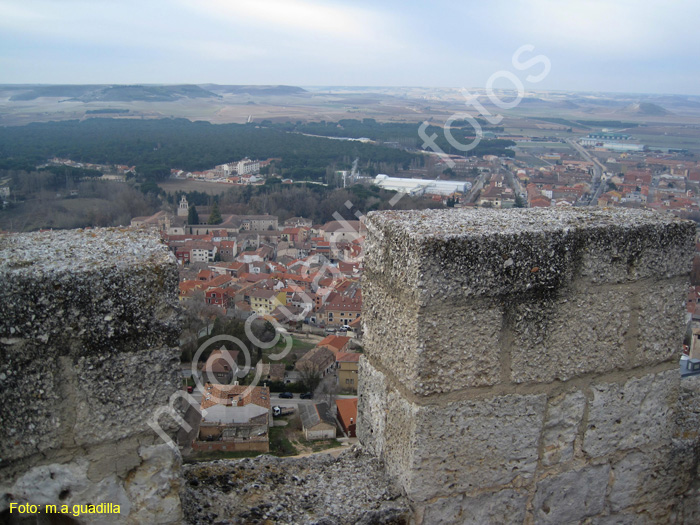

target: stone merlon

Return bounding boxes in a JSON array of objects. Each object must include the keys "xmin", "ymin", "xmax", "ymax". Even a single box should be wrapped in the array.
[
  {"xmin": 359, "ymin": 207, "xmax": 700, "ymax": 523},
  {"xmin": 362, "ymin": 207, "xmax": 695, "ymax": 395},
  {"xmin": 0, "ymin": 228, "xmax": 180, "ymax": 352},
  {"xmin": 363, "ymin": 207, "xmax": 695, "ymax": 304},
  {"xmin": 0, "ymin": 228, "xmax": 183, "ymax": 524}
]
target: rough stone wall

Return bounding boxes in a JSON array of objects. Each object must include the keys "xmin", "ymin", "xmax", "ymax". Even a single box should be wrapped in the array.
[
  {"xmin": 358, "ymin": 208, "xmax": 698, "ymax": 524},
  {"xmin": 0, "ymin": 229, "xmax": 183, "ymax": 524}
]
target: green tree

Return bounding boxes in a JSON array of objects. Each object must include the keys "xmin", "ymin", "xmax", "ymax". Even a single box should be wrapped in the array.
[
  {"xmin": 514, "ymin": 194, "xmax": 525, "ymax": 208},
  {"xmin": 208, "ymin": 201, "xmax": 222, "ymax": 224},
  {"xmin": 187, "ymin": 205, "xmax": 200, "ymax": 225}
]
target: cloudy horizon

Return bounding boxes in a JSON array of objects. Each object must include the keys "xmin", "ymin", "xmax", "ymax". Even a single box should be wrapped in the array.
[{"xmin": 1, "ymin": 0, "xmax": 699, "ymax": 96}]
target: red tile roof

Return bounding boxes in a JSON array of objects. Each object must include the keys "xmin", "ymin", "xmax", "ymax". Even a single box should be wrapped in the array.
[
  {"xmin": 336, "ymin": 352, "xmax": 361, "ymax": 363},
  {"xmin": 336, "ymin": 398, "xmax": 358, "ymax": 426},
  {"xmin": 318, "ymin": 335, "xmax": 351, "ymax": 353}
]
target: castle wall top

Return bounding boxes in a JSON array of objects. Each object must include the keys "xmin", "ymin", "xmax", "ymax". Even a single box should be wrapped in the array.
[{"xmin": 364, "ymin": 207, "xmax": 695, "ymax": 305}]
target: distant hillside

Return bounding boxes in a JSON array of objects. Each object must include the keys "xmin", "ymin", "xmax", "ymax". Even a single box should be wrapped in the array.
[
  {"xmin": 8, "ymin": 84, "xmax": 221, "ymax": 102},
  {"xmin": 645, "ymin": 95, "xmax": 700, "ymax": 109},
  {"xmin": 620, "ymin": 102, "xmax": 673, "ymax": 116},
  {"xmin": 9, "ymin": 85, "xmax": 103, "ymax": 101},
  {"xmin": 72, "ymin": 85, "xmax": 221, "ymax": 102},
  {"xmin": 203, "ymin": 85, "xmax": 307, "ymax": 96}
]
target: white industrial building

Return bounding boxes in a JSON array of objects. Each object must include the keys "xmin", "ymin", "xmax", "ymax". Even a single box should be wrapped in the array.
[
  {"xmin": 373, "ymin": 174, "xmax": 471, "ymax": 196},
  {"xmin": 579, "ymin": 138, "xmax": 645, "ymax": 152}
]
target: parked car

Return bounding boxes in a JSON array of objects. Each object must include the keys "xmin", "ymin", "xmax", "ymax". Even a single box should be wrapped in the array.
[
  {"xmin": 279, "ymin": 392, "xmax": 294, "ymax": 399},
  {"xmin": 300, "ymin": 392, "xmax": 313, "ymax": 399},
  {"xmin": 186, "ymin": 386, "xmax": 194, "ymax": 394},
  {"xmin": 325, "ymin": 327, "xmax": 335, "ymax": 333}
]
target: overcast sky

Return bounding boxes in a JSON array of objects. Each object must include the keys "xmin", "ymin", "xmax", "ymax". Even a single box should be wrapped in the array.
[{"xmin": 1, "ymin": 0, "xmax": 699, "ymax": 95}]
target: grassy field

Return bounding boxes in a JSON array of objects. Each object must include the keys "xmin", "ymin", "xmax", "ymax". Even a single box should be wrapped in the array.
[
  {"xmin": 632, "ymin": 133, "xmax": 700, "ymax": 153},
  {"xmin": 257, "ymin": 336, "xmax": 316, "ymax": 368},
  {"xmin": 514, "ymin": 141, "xmax": 575, "ymax": 150}
]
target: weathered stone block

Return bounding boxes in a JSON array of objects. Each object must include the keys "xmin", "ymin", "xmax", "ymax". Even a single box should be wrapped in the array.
[
  {"xmin": 0, "ymin": 458, "xmax": 132, "ymax": 524},
  {"xmin": 609, "ymin": 445, "xmax": 694, "ymax": 518},
  {"xmin": 407, "ymin": 392, "xmax": 546, "ymax": 501},
  {"xmin": 362, "ymin": 278, "xmax": 421, "ymax": 391},
  {"xmin": 421, "ymin": 489, "xmax": 528, "ymax": 524},
  {"xmin": 181, "ymin": 451, "xmax": 411, "ymax": 525},
  {"xmin": 541, "ymin": 390, "xmax": 586, "ymax": 467},
  {"xmin": 124, "ymin": 444, "xmax": 182, "ymax": 524},
  {"xmin": 0, "ymin": 229, "xmax": 183, "ymax": 522},
  {"xmin": 357, "ymin": 357, "xmax": 388, "ymax": 458},
  {"xmin": 584, "ymin": 370, "xmax": 679, "ymax": 458},
  {"xmin": 0, "ymin": 228, "xmax": 180, "ymax": 353},
  {"xmin": 636, "ymin": 277, "xmax": 688, "ymax": 367},
  {"xmin": 364, "ymin": 208, "xmax": 694, "ymax": 307},
  {"xmin": 577, "ymin": 221, "xmax": 695, "ymax": 285},
  {"xmin": 73, "ymin": 347, "xmax": 182, "ymax": 446},
  {"xmin": 363, "ymin": 278, "xmax": 503, "ymax": 395},
  {"xmin": 415, "ymin": 302, "xmax": 503, "ymax": 392},
  {"xmin": 0, "ymin": 343, "xmax": 64, "ymax": 463},
  {"xmin": 677, "ymin": 374, "xmax": 700, "ymax": 442},
  {"xmin": 0, "ymin": 445, "xmax": 182, "ymax": 525},
  {"xmin": 358, "ymin": 362, "xmax": 546, "ymax": 503},
  {"xmin": 532, "ymin": 464, "xmax": 610, "ymax": 524},
  {"xmin": 510, "ymin": 287, "xmax": 632, "ymax": 383}
]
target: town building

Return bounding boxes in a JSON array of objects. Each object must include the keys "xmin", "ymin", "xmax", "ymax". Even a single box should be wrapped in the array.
[
  {"xmin": 298, "ymin": 403, "xmax": 336, "ymax": 440},
  {"xmin": 336, "ymin": 352, "xmax": 360, "ymax": 393},
  {"xmin": 195, "ymin": 383, "xmax": 272, "ymax": 453}
]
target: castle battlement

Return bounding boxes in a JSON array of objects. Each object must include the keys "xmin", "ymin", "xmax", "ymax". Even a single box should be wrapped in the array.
[{"xmin": 1, "ymin": 209, "xmax": 699, "ymax": 523}]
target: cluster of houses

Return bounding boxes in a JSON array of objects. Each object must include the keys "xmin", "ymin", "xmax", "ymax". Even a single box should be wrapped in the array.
[
  {"xmin": 513, "ymin": 152, "xmax": 700, "ymax": 215},
  {"xmin": 598, "ymin": 158, "xmax": 700, "ymax": 215},
  {"xmin": 45, "ymin": 157, "xmax": 134, "ymax": 180},
  {"xmin": 442, "ymin": 144, "xmax": 700, "ymax": 215},
  {"xmin": 192, "ymin": 336, "xmax": 361, "ymax": 452},
  {"xmin": 133, "ymin": 202, "xmax": 366, "ymax": 453},
  {"xmin": 170, "ymin": 157, "xmax": 280, "ymax": 184},
  {"xmin": 132, "ymin": 199, "xmax": 366, "ymax": 331}
]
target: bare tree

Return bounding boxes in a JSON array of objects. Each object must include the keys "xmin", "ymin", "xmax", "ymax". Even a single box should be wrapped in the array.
[
  {"xmin": 180, "ymin": 290, "xmax": 224, "ymax": 361},
  {"xmin": 316, "ymin": 378, "xmax": 339, "ymax": 409},
  {"xmin": 297, "ymin": 361, "xmax": 323, "ymax": 393}
]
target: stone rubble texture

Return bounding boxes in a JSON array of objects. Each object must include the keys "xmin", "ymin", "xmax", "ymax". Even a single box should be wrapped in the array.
[
  {"xmin": 0, "ymin": 228, "xmax": 183, "ymax": 524},
  {"xmin": 181, "ymin": 449, "xmax": 410, "ymax": 524},
  {"xmin": 359, "ymin": 207, "xmax": 699, "ymax": 523}
]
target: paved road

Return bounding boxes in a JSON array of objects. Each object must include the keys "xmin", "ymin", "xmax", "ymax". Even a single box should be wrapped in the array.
[
  {"xmin": 566, "ymin": 138, "xmax": 607, "ymax": 205},
  {"xmin": 467, "ymin": 170, "xmax": 489, "ymax": 203},
  {"xmin": 499, "ymin": 165, "xmax": 523, "ymax": 197}
]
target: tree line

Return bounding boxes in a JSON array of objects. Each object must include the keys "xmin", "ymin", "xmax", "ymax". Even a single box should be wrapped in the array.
[
  {"xmin": 259, "ymin": 118, "xmax": 515, "ymax": 158},
  {"xmin": 0, "ymin": 118, "xmax": 515, "ymax": 182},
  {"xmin": 0, "ymin": 118, "xmax": 417, "ymax": 181}
]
